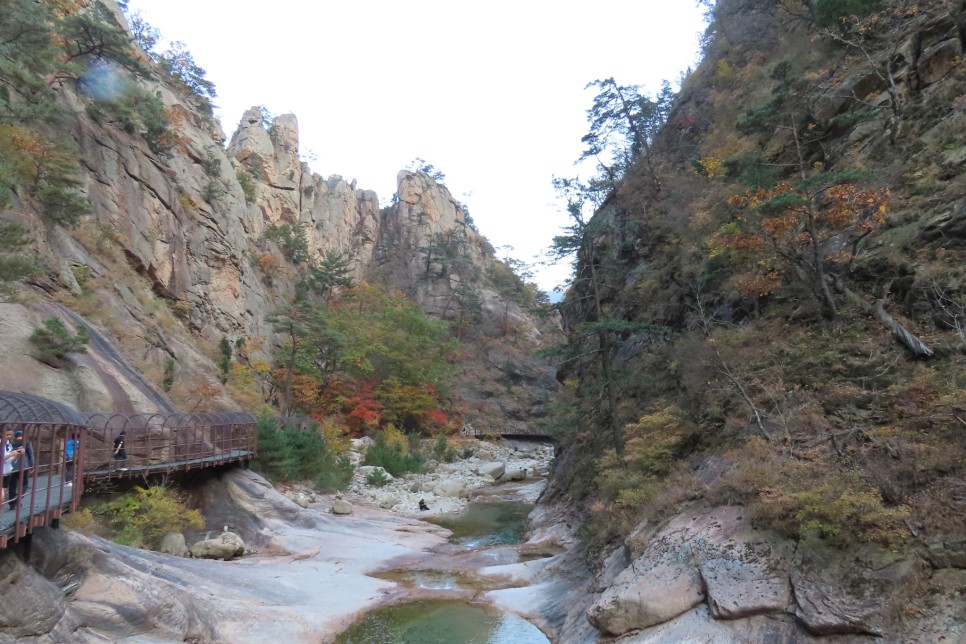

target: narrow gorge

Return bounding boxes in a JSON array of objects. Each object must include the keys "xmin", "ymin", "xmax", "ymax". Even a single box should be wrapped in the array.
[{"xmin": 2, "ymin": 0, "xmax": 966, "ymax": 642}]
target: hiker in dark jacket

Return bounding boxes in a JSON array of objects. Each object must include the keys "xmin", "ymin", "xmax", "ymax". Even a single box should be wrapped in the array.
[{"xmin": 113, "ymin": 431, "xmax": 128, "ymax": 471}]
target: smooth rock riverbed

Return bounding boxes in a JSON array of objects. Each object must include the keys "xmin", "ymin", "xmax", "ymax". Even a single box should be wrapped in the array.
[{"xmin": 0, "ymin": 438, "xmax": 560, "ymax": 643}]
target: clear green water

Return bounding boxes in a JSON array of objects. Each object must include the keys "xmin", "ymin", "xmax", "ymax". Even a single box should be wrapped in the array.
[
  {"xmin": 334, "ymin": 599, "xmax": 549, "ymax": 643},
  {"xmin": 337, "ymin": 501, "xmax": 547, "ymax": 642},
  {"xmin": 430, "ymin": 501, "xmax": 532, "ymax": 548}
]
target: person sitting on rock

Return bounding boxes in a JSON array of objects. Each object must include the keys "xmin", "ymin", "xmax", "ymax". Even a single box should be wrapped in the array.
[{"xmin": 418, "ymin": 499, "xmax": 430, "ymax": 511}]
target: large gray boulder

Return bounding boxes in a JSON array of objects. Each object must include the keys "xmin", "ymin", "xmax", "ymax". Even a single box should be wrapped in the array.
[
  {"xmin": 588, "ymin": 507, "xmax": 796, "ymax": 636},
  {"xmin": 158, "ymin": 532, "xmax": 189, "ymax": 557},
  {"xmin": 477, "ymin": 462, "xmax": 505, "ymax": 479},
  {"xmin": 332, "ymin": 498, "xmax": 353, "ymax": 515},
  {"xmin": 700, "ymin": 556, "xmax": 791, "ymax": 619},
  {"xmin": 190, "ymin": 531, "xmax": 245, "ymax": 560},
  {"xmin": 587, "ymin": 545, "xmax": 705, "ymax": 635},
  {"xmin": 791, "ymin": 572, "xmax": 882, "ymax": 636},
  {"xmin": 0, "ymin": 550, "xmax": 66, "ymax": 639},
  {"xmin": 434, "ymin": 479, "xmax": 468, "ymax": 498}
]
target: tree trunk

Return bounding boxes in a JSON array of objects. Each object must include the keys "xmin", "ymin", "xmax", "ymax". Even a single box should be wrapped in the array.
[
  {"xmin": 842, "ymin": 286, "xmax": 934, "ymax": 358},
  {"xmin": 587, "ymin": 246, "xmax": 623, "ymax": 455}
]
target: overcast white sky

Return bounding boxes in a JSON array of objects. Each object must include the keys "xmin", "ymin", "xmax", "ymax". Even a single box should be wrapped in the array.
[{"xmin": 126, "ymin": 1, "xmax": 707, "ymax": 292}]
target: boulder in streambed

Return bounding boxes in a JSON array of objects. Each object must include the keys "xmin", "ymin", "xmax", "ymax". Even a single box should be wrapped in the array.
[
  {"xmin": 158, "ymin": 532, "xmax": 189, "ymax": 557},
  {"xmin": 190, "ymin": 530, "xmax": 245, "ymax": 560},
  {"xmin": 477, "ymin": 461, "xmax": 505, "ymax": 480},
  {"xmin": 357, "ymin": 465, "xmax": 394, "ymax": 482},
  {"xmin": 434, "ymin": 479, "xmax": 468, "ymax": 498},
  {"xmin": 587, "ymin": 544, "xmax": 705, "ymax": 635},
  {"xmin": 332, "ymin": 498, "xmax": 353, "ymax": 515}
]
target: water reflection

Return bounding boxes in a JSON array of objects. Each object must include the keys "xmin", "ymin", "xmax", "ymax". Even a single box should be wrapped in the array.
[
  {"xmin": 340, "ymin": 501, "xmax": 547, "ymax": 642},
  {"xmin": 430, "ymin": 501, "xmax": 532, "ymax": 548},
  {"xmin": 335, "ymin": 600, "xmax": 549, "ymax": 644},
  {"xmin": 375, "ymin": 568, "xmax": 474, "ymax": 591}
]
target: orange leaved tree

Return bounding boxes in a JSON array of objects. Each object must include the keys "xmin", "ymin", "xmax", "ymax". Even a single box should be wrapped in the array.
[
  {"xmin": 711, "ymin": 172, "xmax": 932, "ymax": 357},
  {"xmin": 711, "ymin": 172, "xmax": 889, "ymax": 319}
]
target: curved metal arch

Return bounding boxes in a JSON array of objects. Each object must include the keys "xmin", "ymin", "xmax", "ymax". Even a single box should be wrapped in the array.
[
  {"xmin": 206, "ymin": 411, "xmax": 257, "ymax": 426},
  {"xmin": 0, "ymin": 390, "xmax": 87, "ymax": 426},
  {"xmin": 84, "ymin": 411, "xmax": 258, "ymax": 431},
  {"xmin": 160, "ymin": 413, "xmax": 205, "ymax": 430},
  {"xmin": 84, "ymin": 412, "xmax": 168, "ymax": 432}
]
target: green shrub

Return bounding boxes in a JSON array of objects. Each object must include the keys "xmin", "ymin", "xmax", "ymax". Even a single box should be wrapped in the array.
[
  {"xmin": 366, "ymin": 468, "xmax": 391, "ymax": 486},
  {"xmin": 162, "ymin": 358, "xmax": 176, "ymax": 391},
  {"xmin": 816, "ymin": 0, "xmax": 883, "ymax": 28},
  {"xmin": 102, "ymin": 485, "xmax": 204, "ymax": 549},
  {"xmin": 719, "ymin": 439, "xmax": 911, "ymax": 547},
  {"xmin": 236, "ymin": 170, "xmax": 256, "ymax": 202},
  {"xmin": 201, "ymin": 147, "xmax": 221, "ymax": 177},
  {"xmin": 253, "ymin": 416, "xmax": 353, "ymax": 491},
  {"xmin": 432, "ymin": 436, "xmax": 457, "ymax": 463},
  {"xmin": 218, "ymin": 336, "xmax": 232, "ymax": 383},
  {"xmin": 0, "ymin": 220, "xmax": 41, "ymax": 294},
  {"xmin": 432, "ymin": 436, "xmax": 448, "ymax": 460},
  {"xmin": 29, "ymin": 317, "xmax": 89, "ymax": 366},
  {"xmin": 363, "ymin": 431, "xmax": 425, "ymax": 476},
  {"xmin": 62, "ymin": 507, "xmax": 95, "ymax": 534},
  {"xmin": 202, "ymin": 180, "xmax": 221, "ymax": 204},
  {"xmin": 263, "ymin": 223, "xmax": 309, "ymax": 264}
]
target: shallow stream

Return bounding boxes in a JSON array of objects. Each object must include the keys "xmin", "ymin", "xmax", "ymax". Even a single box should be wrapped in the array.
[{"xmin": 335, "ymin": 494, "xmax": 551, "ymax": 643}]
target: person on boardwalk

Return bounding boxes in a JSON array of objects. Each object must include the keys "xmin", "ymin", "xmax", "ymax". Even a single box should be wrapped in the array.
[
  {"xmin": 11, "ymin": 429, "xmax": 34, "ymax": 496},
  {"xmin": 3, "ymin": 429, "xmax": 26, "ymax": 509},
  {"xmin": 113, "ymin": 431, "xmax": 128, "ymax": 471},
  {"xmin": 65, "ymin": 432, "xmax": 79, "ymax": 486}
]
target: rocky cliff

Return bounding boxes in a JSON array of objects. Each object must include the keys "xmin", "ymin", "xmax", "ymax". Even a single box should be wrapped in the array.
[
  {"xmin": 538, "ymin": 0, "xmax": 966, "ymax": 640},
  {"xmin": 0, "ymin": 0, "xmax": 557, "ymax": 424}
]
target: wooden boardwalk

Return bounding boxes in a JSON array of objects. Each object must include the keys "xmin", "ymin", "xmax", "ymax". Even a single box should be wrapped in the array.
[
  {"xmin": 0, "ymin": 391, "xmax": 258, "ymax": 549},
  {"xmin": 84, "ymin": 449, "xmax": 254, "ymax": 480},
  {"xmin": 0, "ymin": 474, "xmax": 74, "ymax": 546}
]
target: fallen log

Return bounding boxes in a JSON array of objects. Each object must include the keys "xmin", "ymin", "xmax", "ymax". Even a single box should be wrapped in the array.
[{"xmin": 842, "ymin": 285, "xmax": 934, "ymax": 358}]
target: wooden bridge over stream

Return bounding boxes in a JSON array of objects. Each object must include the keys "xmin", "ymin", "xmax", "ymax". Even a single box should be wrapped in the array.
[{"xmin": 0, "ymin": 391, "xmax": 256, "ymax": 550}]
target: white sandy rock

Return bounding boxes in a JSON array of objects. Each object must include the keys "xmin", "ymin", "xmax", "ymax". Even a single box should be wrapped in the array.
[
  {"xmin": 158, "ymin": 532, "xmax": 189, "ymax": 557},
  {"xmin": 434, "ymin": 479, "xmax": 468, "ymax": 498},
  {"xmin": 357, "ymin": 466, "xmax": 394, "ymax": 482},
  {"xmin": 332, "ymin": 498, "xmax": 353, "ymax": 515},
  {"xmin": 587, "ymin": 548, "xmax": 705, "ymax": 635},
  {"xmin": 190, "ymin": 531, "xmax": 246, "ymax": 560},
  {"xmin": 477, "ymin": 461, "xmax": 505, "ymax": 479}
]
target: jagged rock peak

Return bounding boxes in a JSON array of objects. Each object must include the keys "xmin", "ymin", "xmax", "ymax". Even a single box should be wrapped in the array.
[
  {"xmin": 395, "ymin": 169, "xmax": 468, "ymax": 230},
  {"xmin": 228, "ymin": 107, "xmax": 301, "ymax": 191}
]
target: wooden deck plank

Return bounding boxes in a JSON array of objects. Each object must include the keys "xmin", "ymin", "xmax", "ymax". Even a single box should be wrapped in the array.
[
  {"xmin": 0, "ymin": 474, "xmax": 73, "ymax": 535},
  {"xmin": 83, "ymin": 450, "xmax": 253, "ymax": 479}
]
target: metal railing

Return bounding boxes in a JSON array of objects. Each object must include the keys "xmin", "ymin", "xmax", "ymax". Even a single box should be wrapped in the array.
[
  {"xmin": 0, "ymin": 422, "xmax": 84, "ymax": 548},
  {"xmin": 82, "ymin": 412, "xmax": 257, "ymax": 478},
  {"xmin": 0, "ymin": 390, "xmax": 257, "ymax": 549}
]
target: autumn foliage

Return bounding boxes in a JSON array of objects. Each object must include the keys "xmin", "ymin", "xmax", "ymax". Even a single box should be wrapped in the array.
[
  {"xmin": 263, "ymin": 283, "xmax": 459, "ymax": 437},
  {"xmin": 710, "ymin": 177, "xmax": 890, "ymax": 312}
]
